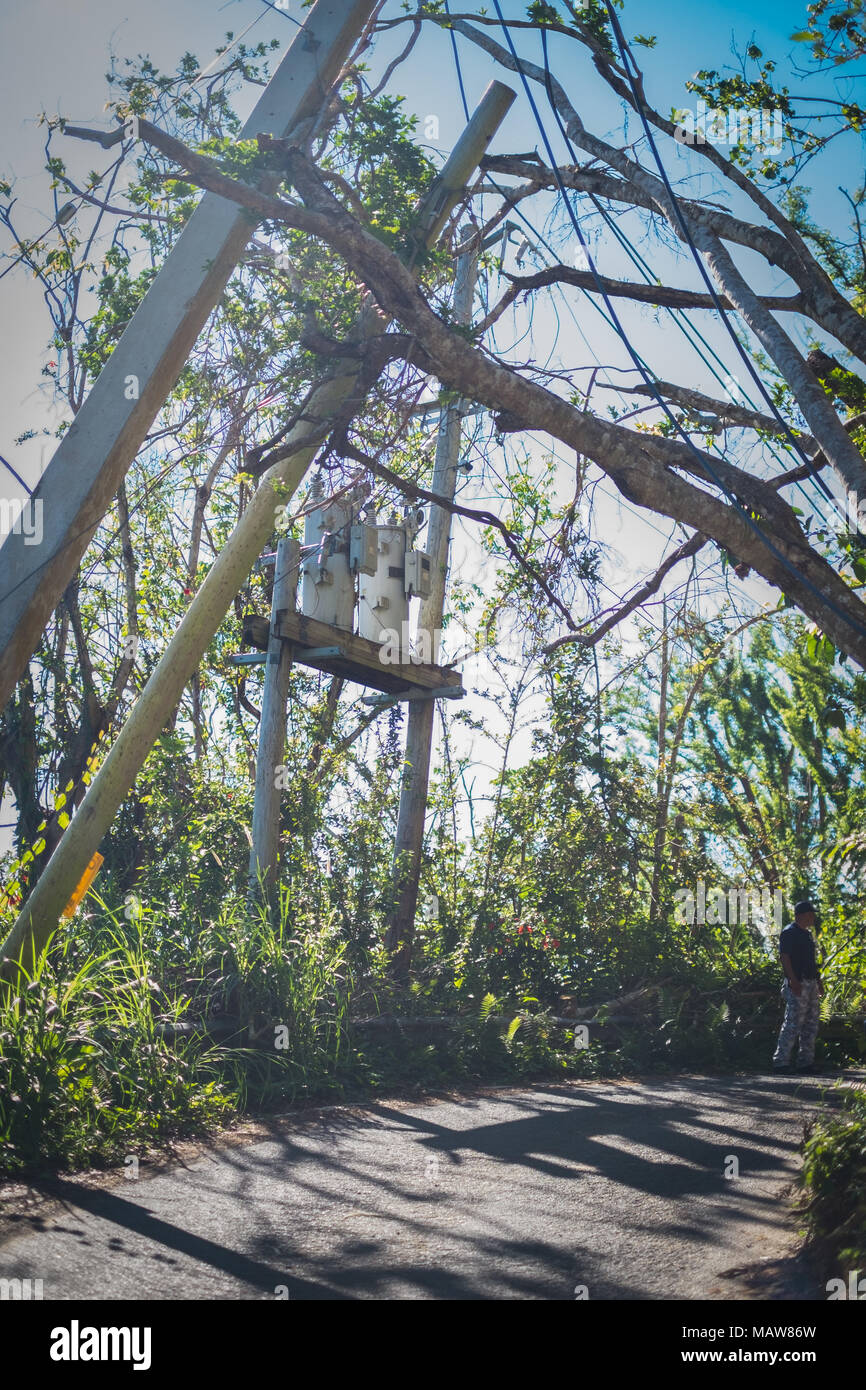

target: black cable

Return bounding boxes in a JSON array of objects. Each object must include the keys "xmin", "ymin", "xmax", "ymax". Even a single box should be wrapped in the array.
[
  {"xmin": 444, "ymin": 0, "xmax": 471, "ymax": 121},
  {"xmin": 444, "ymin": 6, "xmax": 826, "ymax": 659},
  {"xmin": 257, "ymin": 0, "xmax": 303, "ymax": 29},
  {"xmin": 536, "ymin": 24, "xmax": 841, "ymax": 527},
  {"xmin": 445, "ymin": 0, "xmax": 662, "ymax": 411},
  {"xmin": 487, "ymin": 0, "xmax": 866, "ymax": 647},
  {"xmin": 559, "ymin": 142, "xmax": 836, "ymax": 528},
  {"xmin": 597, "ymin": 2, "xmax": 840, "ymax": 508},
  {"xmin": 0, "ymin": 454, "xmax": 34, "ymax": 496}
]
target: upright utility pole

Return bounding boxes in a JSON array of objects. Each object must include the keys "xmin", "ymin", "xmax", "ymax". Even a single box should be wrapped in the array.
[
  {"xmin": 248, "ymin": 535, "xmax": 299, "ymax": 903},
  {"xmin": 385, "ymin": 245, "xmax": 478, "ymax": 979},
  {"xmin": 0, "ymin": 0, "xmax": 378, "ymax": 715},
  {"xmin": 0, "ymin": 82, "xmax": 515, "ymax": 978}
]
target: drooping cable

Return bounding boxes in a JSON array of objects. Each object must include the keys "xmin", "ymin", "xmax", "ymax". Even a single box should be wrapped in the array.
[
  {"xmin": 486, "ymin": 0, "xmax": 866, "ymax": 646},
  {"xmin": 597, "ymin": 2, "xmax": 840, "ymax": 508},
  {"xmin": 442, "ymin": 5, "xmax": 829, "ymax": 654}
]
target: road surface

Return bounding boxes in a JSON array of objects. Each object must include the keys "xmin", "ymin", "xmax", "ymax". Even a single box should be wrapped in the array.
[{"xmin": 0, "ymin": 1072, "xmax": 854, "ymax": 1300}]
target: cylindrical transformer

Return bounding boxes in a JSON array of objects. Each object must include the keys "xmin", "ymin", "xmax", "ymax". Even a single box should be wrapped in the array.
[
  {"xmin": 300, "ymin": 478, "xmax": 354, "ymax": 631},
  {"xmin": 358, "ymin": 520, "xmax": 409, "ymax": 646}
]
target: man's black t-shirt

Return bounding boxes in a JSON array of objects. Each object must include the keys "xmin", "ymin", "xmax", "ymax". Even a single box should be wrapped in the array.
[{"xmin": 779, "ymin": 923, "xmax": 818, "ymax": 981}]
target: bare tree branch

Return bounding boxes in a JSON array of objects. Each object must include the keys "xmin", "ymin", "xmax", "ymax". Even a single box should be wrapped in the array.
[{"xmin": 544, "ymin": 532, "xmax": 708, "ymax": 653}]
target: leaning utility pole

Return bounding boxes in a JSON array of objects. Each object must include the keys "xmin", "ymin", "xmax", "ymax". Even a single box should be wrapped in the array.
[
  {"xmin": 0, "ymin": 0, "xmax": 378, "ymax": 715},
  {"xmin": 248, "ymin": 535, "xmax": 299, "ymax": 903},
  {"xmin": 0, "ymin": 82, "xmax": 515, "ymax": 979},
  {"xmin": 384, "ymin": 246, "xmax": 478, "ymax": 979}
]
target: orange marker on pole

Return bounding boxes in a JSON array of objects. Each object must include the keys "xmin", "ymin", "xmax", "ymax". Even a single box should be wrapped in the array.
[{"xmin": 61, "ymin": 851, "xmax": 104, "ymax": 919}]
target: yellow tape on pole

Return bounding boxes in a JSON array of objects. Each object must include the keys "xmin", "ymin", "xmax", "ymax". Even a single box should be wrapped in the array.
[{"xmin": 61, "ymin": 851, "xmax": 104, "ymax": 919}]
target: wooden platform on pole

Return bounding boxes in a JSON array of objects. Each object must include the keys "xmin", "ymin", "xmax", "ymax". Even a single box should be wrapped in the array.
[{"xmin": 274, "ymin": 610, "xmax": 463, "ymax": 698}]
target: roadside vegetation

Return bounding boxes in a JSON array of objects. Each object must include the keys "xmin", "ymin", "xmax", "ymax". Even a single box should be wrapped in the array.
[
  {"xmin": 2, "ymin": 5, "xmax": 865, "ymax": 1188},
  {"xmin": 802, "ymin": 1083, "xmax": 866, "ymax": 1280}
]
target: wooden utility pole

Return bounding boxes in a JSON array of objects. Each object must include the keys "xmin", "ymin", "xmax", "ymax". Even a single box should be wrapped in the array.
[
  {"xmin": 248, "ymin": 535, "xmax": 299, "ymax": 905},
  {"xmin": 0, "ymin": 0, "xmax": 378, "ymax": 715},
  {"xmin": 385, "ymin": 245, "xmax": 478, "ymax": 979},
  {"xmin": 0, "ymin": 83, "xmax": 515, "ymax": 979}
]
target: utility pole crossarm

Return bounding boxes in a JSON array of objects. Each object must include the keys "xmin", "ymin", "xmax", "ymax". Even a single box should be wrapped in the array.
[{"xmin": 0, "ymin": 0, "xmax": 378, "ymax": 714}]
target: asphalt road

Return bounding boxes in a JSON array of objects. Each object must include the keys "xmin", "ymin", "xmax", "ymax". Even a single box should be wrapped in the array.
[{"xmin": 0, "ymin": 1073, "xmax": 856, "ymax": 1300}]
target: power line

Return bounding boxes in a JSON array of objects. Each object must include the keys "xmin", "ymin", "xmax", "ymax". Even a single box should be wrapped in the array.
[
  {"xmin": 486, "ymin": 0, "xmax": 866, "ymax": 647},
  {"xmin": 446, "ymin": 6, "xmax": 829, "ymax": 529},
  {"xmin": 568, "ymin": 165, "xmax": 837, "ymax": 527},
  {"xmin": 444, "ymin": 4, "xmax": 768, "ymax": 649},
  {"xmin": 596, "ymin": 4, "xmax": 840, "ymax": 510},
  {"xmin": 0, "ymin": 454, "xmax": 33, "ymax": 496},
  {"xmin": 256, "ymin": 0, "xmax": 303, "ymax": 29}
]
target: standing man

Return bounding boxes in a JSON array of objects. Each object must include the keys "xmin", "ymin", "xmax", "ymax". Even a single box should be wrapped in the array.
[{"xmin": 772, "ymin": 900, "xmax": 823, "ymax": 1074}]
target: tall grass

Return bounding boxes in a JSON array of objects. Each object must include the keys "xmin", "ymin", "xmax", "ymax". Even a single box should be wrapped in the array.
[
  {"xmin": 200, "ymin": 888, "xmax": 355, "ymax": 1108},
  {"xmin": 0, "ymin": 890, "xmax": 353, "ymax": 1175},
  {"xmin": 0, "ymin": 922, "xmax": 231, "ymax": 1173}
]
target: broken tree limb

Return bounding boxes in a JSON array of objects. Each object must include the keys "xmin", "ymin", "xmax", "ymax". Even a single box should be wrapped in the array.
[
  {"xmin": 87, "ymin": 123, "xmax": 866, "ymax": 663},
  {"xmin": 543, "ymin": 533, "xmax": 708, "ymax": 654},
  {"xmin": 476, "ymin": 265, "xmax": 805, "ymax": 334}
]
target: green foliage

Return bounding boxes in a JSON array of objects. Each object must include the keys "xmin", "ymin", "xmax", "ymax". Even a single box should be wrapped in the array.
[
  {"xmin": 0, "ymin": 922, "xmax": 231, "ymax": 1173},
  {"xmin": 802, "ymin": 1082, "xmax": 866, "ymax": 1275},
  {"xmin": 200, "ymin": 890, "xmax": 352, "ymax": 1105},
  {"xmin": 791, "ymin": 1, "xmax": 866, "ymax": 66},
  {"xmin": 0, "ymin": 891, "xmax": 355, "ymax": 1173}
]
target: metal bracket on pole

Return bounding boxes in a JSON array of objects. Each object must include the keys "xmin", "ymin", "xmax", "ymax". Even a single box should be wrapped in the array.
[
  {"xmin": 229, "ymin": 652, "xmax": 268, "ymax": 667},
  {"xmin": 301, "ymin": 646, "xmax": 346, "ymax": 660},
  {"xmin": 362, "ymin": 685, "xmax": 466, "ymax": 708}
]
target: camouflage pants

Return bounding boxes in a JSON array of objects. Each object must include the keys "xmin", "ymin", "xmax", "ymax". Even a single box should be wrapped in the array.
[{"xmin": 772, "ymin": 978, "xmax": 820, "ymax": 1067}]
